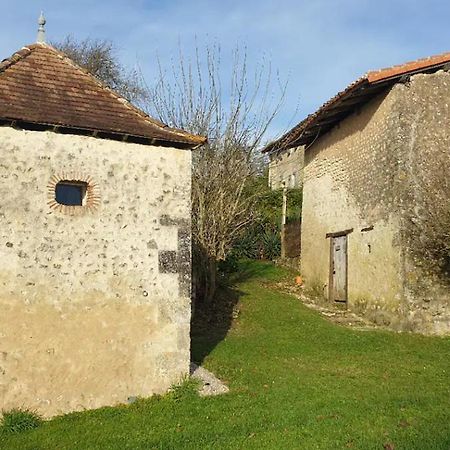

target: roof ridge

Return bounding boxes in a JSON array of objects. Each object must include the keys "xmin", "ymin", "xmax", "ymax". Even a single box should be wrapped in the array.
[
  {"xmin": 0, "ymin": 43, "xmax": 38, "ymax": 72},
  {"xmin": 367, "ymin": 50, "xmax": 450, "ymax": 83},
  {"xmin": 368, "ymin": 51, "xmax": 450, "ymax": 75}
]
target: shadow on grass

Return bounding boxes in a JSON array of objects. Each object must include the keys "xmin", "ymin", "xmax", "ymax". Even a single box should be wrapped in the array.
[
  {"xmin": 190, "ymin": 283, "xmax": 243, "ymax": 365},
  {"xmin": 191, "ymin": 260, "xmax": 286, "ymax": 365}
]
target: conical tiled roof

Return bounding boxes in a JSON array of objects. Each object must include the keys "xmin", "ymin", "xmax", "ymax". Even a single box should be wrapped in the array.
[{"xmin": 0, "ymin": 43, "xmax": 206, "ymax": 148}]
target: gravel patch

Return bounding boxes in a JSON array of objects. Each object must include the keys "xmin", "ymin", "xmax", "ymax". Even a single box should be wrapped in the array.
[{"xmin": 190, "ymin": 362, "xmax": 229, "ymax": 397}]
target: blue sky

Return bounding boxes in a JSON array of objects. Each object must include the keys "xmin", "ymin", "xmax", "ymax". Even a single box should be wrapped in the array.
[{"xmin": 2, "ymin": 0, "xmax": 450, "ymax": 140}]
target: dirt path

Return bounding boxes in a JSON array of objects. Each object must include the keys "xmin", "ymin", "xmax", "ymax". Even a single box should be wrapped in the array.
[{"xmin": 271, "ymin": 280, "xmax": 382, "ymax": 331}]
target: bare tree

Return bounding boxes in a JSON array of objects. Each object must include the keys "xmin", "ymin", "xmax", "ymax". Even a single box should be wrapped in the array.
[
  {"xmin": 145, "ymin": 44, "xmax": 287, "ymax": 302},
  {"xmin": 52, "ymin": 36, "xmax": 147, "ymax": 105},
  {"xmin": 53, "ymin": 36, "xmax": 288, "ymax": 303}
]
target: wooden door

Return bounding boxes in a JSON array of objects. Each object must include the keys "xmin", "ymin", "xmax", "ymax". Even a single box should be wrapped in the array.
[{"xmin": 329, "ymin": 235, "xmax": 348, "ymax": 302}]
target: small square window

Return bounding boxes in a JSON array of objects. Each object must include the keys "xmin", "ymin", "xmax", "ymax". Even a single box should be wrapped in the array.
[{"xmin": 55, "ymin": 181, "xmax": 87, "ymax": 206}]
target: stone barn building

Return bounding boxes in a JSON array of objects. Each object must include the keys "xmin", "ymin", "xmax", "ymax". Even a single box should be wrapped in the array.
[
  {"xmin": 0, "ymin": 42, "xmax": 205, "ymax": 416},
  {"xmin": 264, "ymin": 52, "xmax": 450, "ymax": 335}
]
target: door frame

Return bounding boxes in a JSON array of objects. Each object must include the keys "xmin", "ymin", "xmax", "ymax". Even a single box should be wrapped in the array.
[{"xmin": 326, "ymin": 228, "xmax": 353, "ymax": 303}]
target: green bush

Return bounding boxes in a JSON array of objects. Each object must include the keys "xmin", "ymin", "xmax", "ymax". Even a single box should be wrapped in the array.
[
  {"xmin": 218, "ymin": 252, "xmax": 240, "ymax": 273},
  {"xmin": 260, "ymin": 227, "xmax": 282, "ymax": 260},
  {"xmin": 230, "ymin": 171, "xmax": 301, "ymax": 262},
  {"xmin": 231, "ymin": 224, "xmax": 281, "ymax": 260},
  {"xmin": 1, "ymin": 408, "xmax": 43, "ymax": 434}
]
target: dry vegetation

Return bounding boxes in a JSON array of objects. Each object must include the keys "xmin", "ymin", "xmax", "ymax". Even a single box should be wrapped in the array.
[{"xmin": 145, "ymin": 44, "xmax": 287, "ymax": 301}]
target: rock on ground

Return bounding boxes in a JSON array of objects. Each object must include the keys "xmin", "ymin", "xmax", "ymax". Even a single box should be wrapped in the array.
[{"xmin": 189, "ymin": 362, "xmax": 229, "ymax": 397}]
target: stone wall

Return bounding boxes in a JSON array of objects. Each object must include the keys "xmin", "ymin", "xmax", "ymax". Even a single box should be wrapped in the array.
[
  {"xmin": 268, "ymin": 145, "xmax": 304, "ymax": 190},
  {"xmin": 0, "ymin": 126, "xmax": 192, "ymax": 416},
  {"xmin": 301, "ymin": 72, "xmax": 450, "ymax": 334}
]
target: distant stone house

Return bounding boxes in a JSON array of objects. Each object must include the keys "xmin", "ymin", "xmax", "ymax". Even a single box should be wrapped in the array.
[
  {"xmin": 264, "ymin": 52, "xmax": 450, "ymax": 334},
  {"xmin": 0, "ymin": 42, "xmax": 205, "ymax": 416},
  {"xmin": 268, "ymin": 145, "xmax": 304, "ymax": 190},
  {"xmin": 265, "ymin": 142, "xmax": 304, "ymax": 263}
]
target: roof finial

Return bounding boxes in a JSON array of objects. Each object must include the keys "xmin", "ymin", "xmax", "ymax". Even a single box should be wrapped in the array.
[{"xmin": 37, "ymin": 11, "xmax": 46, "ymax": 43}]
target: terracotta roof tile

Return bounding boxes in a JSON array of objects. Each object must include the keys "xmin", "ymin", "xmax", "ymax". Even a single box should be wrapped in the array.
[
  {"xmin": 263, "ymin": 50, "xmax": 450, "ymax": 153},
  {"xmin": 0, "ymin": 43, "xmax": 206, "ymax": 148},
  {"xmin": 367, "ymin": 51, "xmax": 450, "ymax": 83}
]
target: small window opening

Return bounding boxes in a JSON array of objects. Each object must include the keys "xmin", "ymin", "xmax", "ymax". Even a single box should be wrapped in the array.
[
  {"xmin": 55, "ymin": 181, "xmax": 88, "ymax": 206},
  {"xmin": 290, "ymin": 174, "xmax": 296, "ymax": 188}
]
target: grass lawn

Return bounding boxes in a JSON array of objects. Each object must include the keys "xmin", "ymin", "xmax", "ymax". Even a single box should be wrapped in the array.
[{"xmin": 1, "ymin": 261, "xmax": 449, "ymax": 449}]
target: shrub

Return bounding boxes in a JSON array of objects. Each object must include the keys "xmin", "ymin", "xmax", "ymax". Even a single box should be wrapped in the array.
[
  {"xmin": 229, "ymin": 171, "xmax": 302, "ymax": 263},
  {"xmin": 1, "ymin": 408, "xmax": 43, "ymax": 433}
]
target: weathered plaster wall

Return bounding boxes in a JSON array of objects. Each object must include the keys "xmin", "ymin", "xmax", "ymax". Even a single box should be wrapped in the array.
[
  {"xmin": 268, "ymin": 146, "xmax": 304, "ymax": 189},
  {"xmin": 302, "ymin": 72, "xmax": 450, "ymax": 334},
  {"xmin": 301, "ymin": 90, "xmax": 409, "ymax": 328},
  {"xmin": 0, "ymin": 126, "xmax": 192, "ymax": 416}
]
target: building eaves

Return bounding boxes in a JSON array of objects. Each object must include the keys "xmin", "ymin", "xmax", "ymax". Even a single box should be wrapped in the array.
[{"xmin": 263, "ymin": 50, "xmax": 450, "ymax": 154}]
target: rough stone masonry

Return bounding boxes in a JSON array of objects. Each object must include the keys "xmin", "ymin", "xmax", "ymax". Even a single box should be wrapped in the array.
[
  {"xmin": 301, "ymin": 71, "xmax": 450, "ymax": 334},
  {"xmin": 0, "ymin": 127, "xmax": 193, "ymax": 416}
]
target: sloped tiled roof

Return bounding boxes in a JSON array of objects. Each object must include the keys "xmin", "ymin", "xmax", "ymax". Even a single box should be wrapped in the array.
[
  {"xmin": 263, "ymin": 51, "xmax": 450, "ymax": 154},
  {"xmin": 0, "ymin": 43, "xmax": 206, "ymax": 148}
]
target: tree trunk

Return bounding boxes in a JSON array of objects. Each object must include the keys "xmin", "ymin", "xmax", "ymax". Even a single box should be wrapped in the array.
[{"xmin": 204, "ymin": 257, "xmax": 218, "ymax": 305}]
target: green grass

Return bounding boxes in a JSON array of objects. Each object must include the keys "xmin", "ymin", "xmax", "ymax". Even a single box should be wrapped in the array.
[
  {"xmin": 1, "ymin": 261, "xmax": 449, "ymax": 449},
  {"xmin": 0, "ymin": 408, "xmax": 43, "ymax": 434}
]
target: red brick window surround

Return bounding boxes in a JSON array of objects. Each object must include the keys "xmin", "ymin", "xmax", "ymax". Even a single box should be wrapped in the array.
[{"xmin": 48, "ymin": 174, "xmax": 100, "ymax": 214}]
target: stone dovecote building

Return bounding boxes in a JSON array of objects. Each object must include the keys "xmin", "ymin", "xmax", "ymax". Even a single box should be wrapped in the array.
[
  {"xmin": 0, "ymin": 42, "xmax": 206, "ymax": 416},
  {"xmin": 264, "ymin": 52, "xmax": 450, "ymax": 335}
]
